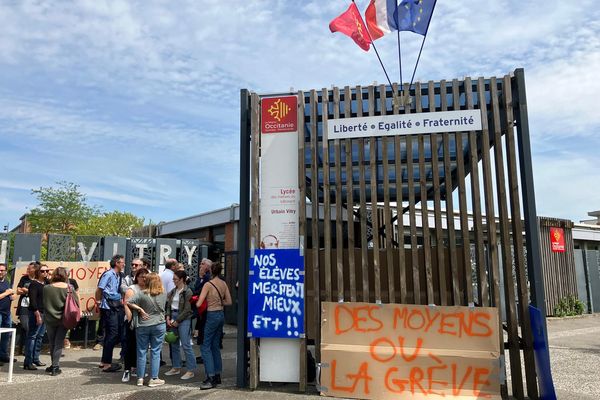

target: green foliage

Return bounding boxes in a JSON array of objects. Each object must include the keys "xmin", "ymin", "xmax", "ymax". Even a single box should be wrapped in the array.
[
  {"xmin": 553, "ymin": 295, "xmax": 585, "ymax": 317},
  {"xmin": 27, "ymin": 181, "xmax": 144, "ymax": 238},
  {"xmin": 28, "ymin": 181, "xmax": 100, "ymax": 235},
  {"xmin": 76, "ymin": 211, "xmax": 144, "ymax": 237}
]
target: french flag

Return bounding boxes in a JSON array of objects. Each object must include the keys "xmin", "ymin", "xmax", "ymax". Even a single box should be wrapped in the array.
[{"xmin": 365, "ymin": 0, "xmax": 398, "ymax": 40}]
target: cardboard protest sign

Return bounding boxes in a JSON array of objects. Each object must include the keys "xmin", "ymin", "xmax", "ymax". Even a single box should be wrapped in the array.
[
  {"xmin": 11, "ymin": 261, "xmax": 110, "ymax": 322},
  {"xmin": 320, "ymin": 302, "xmax": 501, "ymax": 400}
]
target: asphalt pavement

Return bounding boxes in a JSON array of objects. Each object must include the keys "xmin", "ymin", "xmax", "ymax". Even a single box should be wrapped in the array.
[{"xmin": 0, "ymin": 315, "xmax": 599, "ymax": 399}]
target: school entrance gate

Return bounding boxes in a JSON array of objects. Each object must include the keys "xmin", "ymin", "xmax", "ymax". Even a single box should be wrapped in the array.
[{"xmin": 237, "ymin": 69, "xmax": 545, "ymax": 399}]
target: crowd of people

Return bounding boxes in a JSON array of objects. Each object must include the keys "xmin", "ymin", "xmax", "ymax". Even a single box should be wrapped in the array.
[{"xmin": 0, "ymin": 255, "xmax": 232, "ymax": 390}]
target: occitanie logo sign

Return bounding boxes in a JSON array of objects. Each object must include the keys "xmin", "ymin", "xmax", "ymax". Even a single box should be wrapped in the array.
[{"xmin": 261, "ymin": 96, "xmax": 297, "ymax": 134}]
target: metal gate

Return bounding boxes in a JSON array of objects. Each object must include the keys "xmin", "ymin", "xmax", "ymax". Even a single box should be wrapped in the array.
[{"xmin": 238, "ymin": 69, "xmax": 545, "ymax": 399}]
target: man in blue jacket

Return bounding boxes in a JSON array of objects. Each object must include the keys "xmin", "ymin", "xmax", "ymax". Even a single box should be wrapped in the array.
[{"xmin": 97, "ymin": 255, "xmax": 125, "ymax": 372}]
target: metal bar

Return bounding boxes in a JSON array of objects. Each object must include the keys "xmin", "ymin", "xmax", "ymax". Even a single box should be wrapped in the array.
[
  {"xmin": 381, "ymin": 84, "xmax": 394, "ymax": 304},
  {"xmin": 429, "ymin": 80, "xmax": 446, "ymax": 305},
  {"xmin": 465, "ymin": 76, "xmax": 488, "ymax": 307},
  {"xmin": 344, "ymin": 86, "xmax": 357, "ymax": 302},
  {"xmin": 503, "ymin": 74, "xmax": 537, "ymax": 398},
  {"xmin": 452, "ymin": 79, "xmax": 471, "ymax": 306},
  {"xmin": 491, "ymin": 77, "xmax": 524, "ymax": 398},
  {"xmin": 322, "ymin": 88, "xmax": 333, "ymax": 303},
  {"xmin": 249, "ymin": 92, "xmax": 261, "ymax": 389},
  {"xmin": 297, "ymin": 90, "xmax": 308, "ymax": 393},
  {"xmin": 309, "ymin": 89, "xmax": 321, "ymax": 361},
  {"xmin": 357, "ymin": 86, "xmax": 370, "ymax": 302},
  {"xmin": 394, "ymin": 83, "xmax": 407, "ymax": 304},
  {"xmin": 368, "ymin": 85, "xmax": 381, "ymax": 303}
]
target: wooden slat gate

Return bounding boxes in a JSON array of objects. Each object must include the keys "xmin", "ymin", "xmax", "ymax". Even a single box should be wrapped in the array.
[{"xmin": 241, "ymin": 69, "xmax": 545, "ymax": 399}]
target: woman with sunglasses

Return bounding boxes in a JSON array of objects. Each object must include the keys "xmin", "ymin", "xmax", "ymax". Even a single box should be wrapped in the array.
[{"xmin": 23, "ymin": 264, "xmax": 49, "ymax": 370}]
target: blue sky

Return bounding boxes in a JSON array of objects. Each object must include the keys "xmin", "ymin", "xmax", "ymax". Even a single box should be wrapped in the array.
[{"xmin": 1, "ymin": 0, "xmax": 599, "ymax": 229}]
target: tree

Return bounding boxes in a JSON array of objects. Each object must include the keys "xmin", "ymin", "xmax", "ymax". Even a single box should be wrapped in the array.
[
  {"xmin": 28, "ymin": 181, "xmax": 99, "ymax": 235},
  {"xmin": 76, "ymin": 211, "xmax": 145, "ymax": 237}
]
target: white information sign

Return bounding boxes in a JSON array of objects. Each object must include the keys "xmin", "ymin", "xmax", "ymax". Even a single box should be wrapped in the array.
[
  {"xmin": 258, "ymin": 94, "xmax": 301, "ymax": 383},
  {"xmin": 327, "ymin": 109, "xmax": 482, "ymax": 140}
]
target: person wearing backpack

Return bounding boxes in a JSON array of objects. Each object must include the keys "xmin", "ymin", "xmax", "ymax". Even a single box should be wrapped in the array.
[{"xmin": 43, "ymin": 266, "xmax": 80, "ymax": 376}]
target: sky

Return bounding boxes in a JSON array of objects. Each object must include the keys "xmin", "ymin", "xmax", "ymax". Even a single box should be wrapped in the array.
[{"xmin": 0, "ymin": 0, "xmax": 599, "ymax": 230}]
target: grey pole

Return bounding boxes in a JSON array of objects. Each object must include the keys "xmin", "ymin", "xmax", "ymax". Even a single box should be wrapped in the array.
[
  {"xmin": 236, "ymin": 89, "xmax": 251, "ymax": 388},
  {"xmin": 513, "ymin": 68, "xmax": 548, "ymax": 328}
]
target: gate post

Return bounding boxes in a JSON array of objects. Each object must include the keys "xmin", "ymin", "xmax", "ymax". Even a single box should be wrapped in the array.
[{"xmin": 236, "ymin": 88, "xmax": 251, "ymax": 388}]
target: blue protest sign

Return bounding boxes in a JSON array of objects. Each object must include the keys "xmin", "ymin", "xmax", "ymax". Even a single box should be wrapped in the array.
[{"xmin": 247, "ymin": 249, "xmax": 304, "ymax": 338}]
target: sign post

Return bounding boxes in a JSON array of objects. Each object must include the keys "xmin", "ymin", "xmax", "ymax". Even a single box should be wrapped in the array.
[{"xmin": 256, "ymin": 94, "xmax": 302, "ymax": 383}]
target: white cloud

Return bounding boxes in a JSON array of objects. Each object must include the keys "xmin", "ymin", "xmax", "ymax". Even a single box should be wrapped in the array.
[{"xmin": 0, "ymin": 0, "xmax": 598, "ymax": 226}]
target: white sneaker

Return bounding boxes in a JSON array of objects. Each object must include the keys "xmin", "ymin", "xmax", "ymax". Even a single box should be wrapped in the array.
[
  {"xmin": 148, "ymin": 378, "xmax": 165, "ymax": 387},
  {"xmin": 121, "ymin": 370, "xmax": 130, "ymax": 383},
  {"xmin": 181, "ymin": 371, "xmax": 194, "ymax": 380},
  {"xmin": 164, "ymin": 368, "xmax": 181, "ymax": 376},
  {"xmin": 136, "ymin": 378, "xmax": 144, "ymax": 386}
]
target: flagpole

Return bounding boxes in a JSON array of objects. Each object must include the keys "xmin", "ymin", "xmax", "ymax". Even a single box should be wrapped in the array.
[
  {"xmin": 408, "ymin": 0, "xmax": 438, "ymax": 90},
  {"xmin": 408, "ymin": 35, "xmax": 426, "ymax": 89},
  {"xmin": 371, "ymin": 41, "xmax": 394, "ymax": 89},
  {"xmin": 395, "ymin": 0, "xmax": 402, "ymax": 86},
  {"xmin": 356, "ymin": 0, "xmax": 393, "ymax": 89},
  {"xmin": 397, "ymin": 31, "xmax": 403, "ymax": 86}
]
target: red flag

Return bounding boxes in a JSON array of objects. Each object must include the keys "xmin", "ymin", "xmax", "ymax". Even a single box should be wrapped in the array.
[{"xmin": 329, "ymin": 2, "xmax": 372, "ymax": 51}]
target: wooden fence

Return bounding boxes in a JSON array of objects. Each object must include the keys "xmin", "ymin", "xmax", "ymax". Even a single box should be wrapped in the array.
[
  {"xmin": 245, "ymin": 69, "xmax": 543, "ymax": 399},
  {"xmin": 538, "ymin": 217, "xmax": 577, "ymax": 315}
]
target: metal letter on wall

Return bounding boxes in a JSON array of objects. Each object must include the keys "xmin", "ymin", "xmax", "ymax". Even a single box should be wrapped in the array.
[
  {"xmin": 75, "ymin": 235, "xmax": 102, "ymax": 262},
  {"xmin": 155, "ymin": 238, "xmax": 178, "ymax": 273},
  {"xmin": 0, "ymin": 233, "xmax": 8, "ymax": 264},
  {"xmin": 102, "ymin": 237, "xmax": 128, "ymax": 261},
  {"xmin": 179, "ymin": 239, "xmax": 200, "ymax": 286},
  {"xmin": 128, "ymin": 238, "xmax": 155, "ymax": 271},
  {"xmin": 13, "ymin": 233, "xmax": 42, "ymax": 263}
]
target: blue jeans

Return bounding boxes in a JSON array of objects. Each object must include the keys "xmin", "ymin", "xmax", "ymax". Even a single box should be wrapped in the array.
[
  {"xmin": 136, "ymin": 323, "xmax": 166, "ymax": 379},
  {"xmin": 170, "ymin": 311, "xmax": 196, "ymax": 371},
  {"xmin": 201, "ymin": 311, "xmax": 224, "ymax": 377},
  {"xmin": 0, "ymin": 311, "xmax": 12, "ymax": 360},
  {"xmin": 24, "ymin": 312, "xmax": 46, "ymax": 365},
  {"xmin": 101, "ymin": 307, "xmax": 124, "ymax": 364}
]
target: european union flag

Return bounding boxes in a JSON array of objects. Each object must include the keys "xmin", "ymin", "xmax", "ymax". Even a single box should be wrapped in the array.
[{"xmin": 394, "ymin": 0, "xmax": 436, "ymax": 35}]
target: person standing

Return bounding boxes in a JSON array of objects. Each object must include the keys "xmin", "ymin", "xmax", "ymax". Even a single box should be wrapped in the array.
[
  {"xmin": 126, "ymin": 273, "xmax": 167, "ymax": 387},
  {"xmin": 97, "ymin": 254, "xmax": 125, "ymax": 372},
  {"xmin": 165, "ymin": 270, "xmax": 196, "ymax": 380},
  {"xmin": 16, "ymin": 261, "xmax": 37, "ymax": 355},
  {"xmin": 159, "ymin": 258, "xmax": 178, "ymax": 366},
  {"xmin": 0, "ymin": 263, "xmax": 16, "ymax": 365},
  {"xmin": 43, "ymin": 267, "xmax": 80, "ymax": 376},
  {"xmin": 193, "ymin": 258, "xmax": 212, "ymax": 361},
  {"xmin": 121, "ymin": 267, "xmax": 149, "ymax": 383},
  {"xmin": 196, "ymin": 262, "xmax": 232, "ymax": 389},
  {"xmin": 124, "ymin": 258, "xmax": 143, "ymax": 287},
  {"xmin": 23, "ymin": 263, "xmax": 49, "ymax": 370},
  {"xmin": 159, "ymin": 259, "xmax": 178, "ymax": 294}
]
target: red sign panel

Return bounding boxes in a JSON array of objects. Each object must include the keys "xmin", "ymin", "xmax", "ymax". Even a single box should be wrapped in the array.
[
  {"xmin": 550, "ymin": 227, "xmax": 565, "ymax": 253},
  {"xmin": 261, "ymin": 96, "xmax": 297, "ymax": 134}
]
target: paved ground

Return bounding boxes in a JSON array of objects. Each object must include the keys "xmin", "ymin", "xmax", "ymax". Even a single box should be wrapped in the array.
[
  {"xmin": 546, "ymin": 314, "xmax": 600, "ymax": 399},
  {"xmin": 1, "ymin": 316, "xmax": 599, "ymax": 399}
]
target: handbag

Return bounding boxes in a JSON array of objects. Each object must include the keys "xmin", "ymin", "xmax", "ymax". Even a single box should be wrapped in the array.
[
  {"xmin": 63, "ymin": 284, "xmax": 81, "ymax": 329},
  {"xmin": 190, "ymin": 294, "xmax": 208, "ymax": 317}
]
